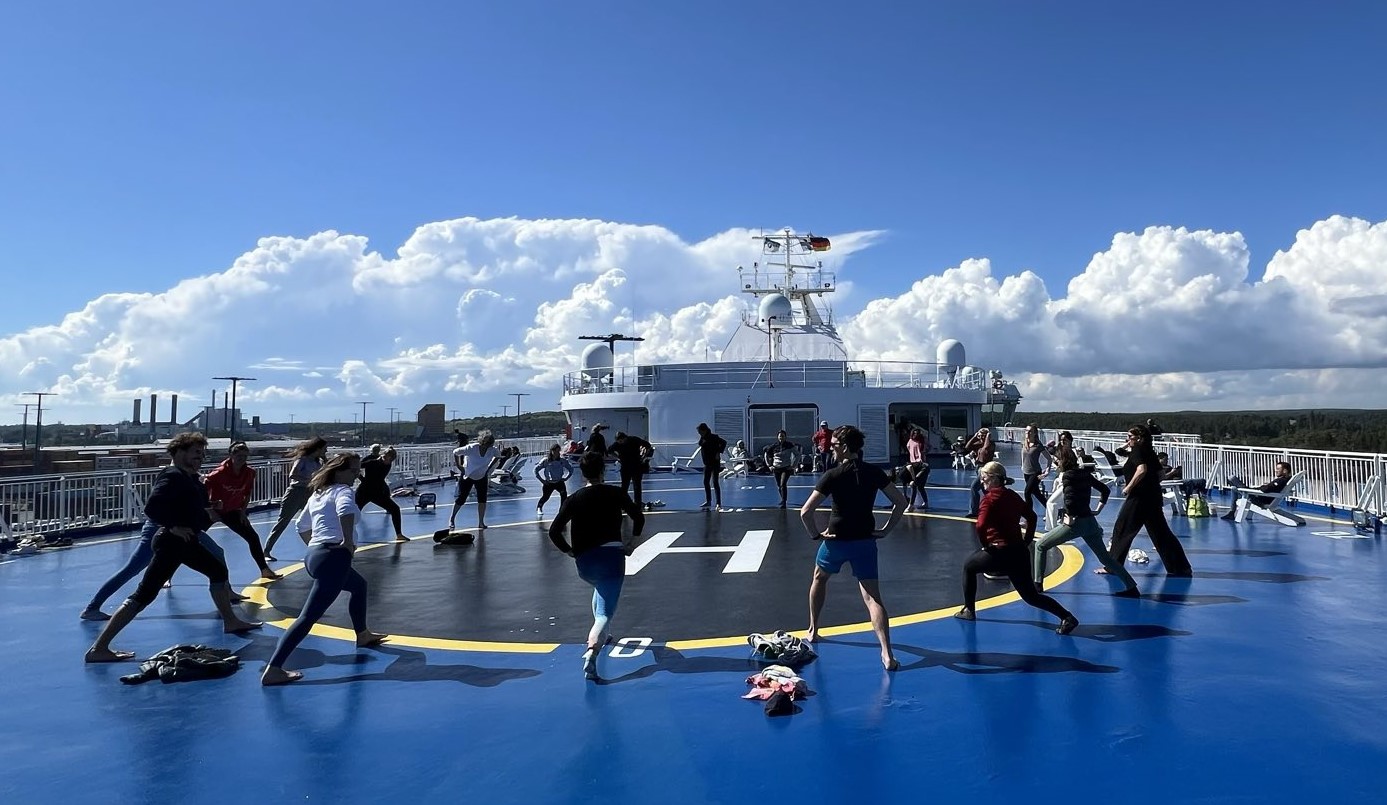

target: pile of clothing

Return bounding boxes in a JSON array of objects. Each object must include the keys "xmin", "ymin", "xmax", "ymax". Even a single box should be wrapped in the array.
[
  {"xmin": 743, "ymin": 665, "xmax": 810, "ymax": 717},
  {"xmin": 119, "ymin": 644, "xmax": 240, "ymax": 685}
]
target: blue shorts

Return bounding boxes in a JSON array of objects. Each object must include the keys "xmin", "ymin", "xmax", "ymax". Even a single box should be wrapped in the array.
[{"xmin": 815, "ymin": 539, "xmax": 879, "ymax": 580}]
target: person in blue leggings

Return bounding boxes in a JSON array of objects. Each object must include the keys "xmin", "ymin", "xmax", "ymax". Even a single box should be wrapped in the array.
[
  {"xmin": 261, "ymin": 452, "xmax": 386, "ymax": 686},
  {"xmin": 548, "ymin": 451, "xmax": 644, "ymax": 681},
  {"xmin": 80, "ymin": 520, "xmax": 242, "ymax": 620}
]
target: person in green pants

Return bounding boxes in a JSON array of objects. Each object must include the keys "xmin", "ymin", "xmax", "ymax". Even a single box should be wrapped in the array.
[{"xmin": 1032, "ymin": 448, "xmax": 1140, "ymax": 597}]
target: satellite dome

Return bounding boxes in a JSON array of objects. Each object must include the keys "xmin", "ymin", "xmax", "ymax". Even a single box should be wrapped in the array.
[
  {"xmin": 936, "ymin": 339, "xmax": 966, "ymax": 369},
  {"xmin": 580, "ymin": 342, "xmax": 614, "ymax": 381},
  {"xmin": 758, "ymin": 293, "xmax": 793, "ymax": 326}
]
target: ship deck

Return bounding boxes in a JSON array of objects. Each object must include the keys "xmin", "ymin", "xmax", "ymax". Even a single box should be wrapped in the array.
[{"xmin": 3, "ymin": 453, "xmax": 1385, "ymax": 804}]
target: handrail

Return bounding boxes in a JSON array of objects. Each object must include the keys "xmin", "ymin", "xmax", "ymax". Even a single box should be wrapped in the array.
[{"xmin": 0, "ymin": 438, "xmax": 564, "ymax": 538}]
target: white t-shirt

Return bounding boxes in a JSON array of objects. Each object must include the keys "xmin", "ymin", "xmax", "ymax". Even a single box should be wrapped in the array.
[
  {"xmin": 296, "ymin": 485, "xmax": 360, "ymax": 547},
  {"xmin": 453, "ymin": 443, "xmax": 499, "ymax": 480}
]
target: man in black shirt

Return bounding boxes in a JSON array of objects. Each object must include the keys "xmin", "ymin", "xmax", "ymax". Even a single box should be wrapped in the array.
[
  {"xmin": 608, "ymin": 432, "xmax": 653, "ymax": 508},
  {"xmin": 85, "ymin": 432, "xmax": 261, "ymax": 663},
  {"xmin": 799, "ymin": 425, "xmax": 907, "ymax": 671},
  {"xmin": 696, "ymin": 423, "xmax": 727, "ymax": 510}
]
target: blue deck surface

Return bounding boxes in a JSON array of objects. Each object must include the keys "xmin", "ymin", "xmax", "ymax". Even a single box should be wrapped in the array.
[{"xmin": 3, "ymin": 458, "xmax": 1385, "ymax": 804}]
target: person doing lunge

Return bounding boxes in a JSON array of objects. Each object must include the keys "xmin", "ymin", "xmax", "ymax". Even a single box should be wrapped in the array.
[
  {"xmin": 800, "ymin": 425, "xmax": 907, "ymax": 671},
  {"xmin": 608, "ymin": 432, "xmax": 652, "ymax": 508},
  {"xmin": 264, "ymin": 437, "xmax": 327, "ymax": 560},
  {"xmin": 956, "ymin": 461, "xmax": 1079, "ymax": 635},
  {"xmin": 534, "ymin": 444, "xmax": 574, "ymax": 518},
  {"xmin": 85, "ymin": 432, "xmax": 261, "ymax": 662},
  {"xmin": 1102, "ymin": 426, "xmax": 1193, "ymax": 578},
  {"xmin": 356, "ymin": 445, "xmax": 408, "ymax": 542},
  {"xmin": 203, "ymin": 441, "xmax": 280, "ymax": 581},
  {"xmin": 548, "ymin": 451, "xmax": 645, "ymax": 681},
  {"xmin": 261, "ymin": 452, "xmax": 387, "ymax": 686},
  {"xmin": 1030, "ymin": 448, "xmax": 1139, "ymax": 597}
]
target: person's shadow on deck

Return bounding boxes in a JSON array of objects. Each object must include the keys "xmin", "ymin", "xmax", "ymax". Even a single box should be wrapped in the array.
[
  {"xmin": 831, "ymin": 638, "xmax": 1121, "ymax": 674},
  {"xmin": 228, "ymin": 635, "xmax": 540, "ymax": 687}
]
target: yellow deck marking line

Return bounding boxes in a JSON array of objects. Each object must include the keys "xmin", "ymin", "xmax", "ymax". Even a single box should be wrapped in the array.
[
  {"xmin": 666, "ymin": 544, "xmax": 1084, "ymax": 650},
  {"xmin": 242, "ymin": 522, "xmax": 1084, "ymax": 655}
]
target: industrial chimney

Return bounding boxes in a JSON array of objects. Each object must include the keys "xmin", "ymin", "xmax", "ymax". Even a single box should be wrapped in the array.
[
  {"xmin": 170, "ymin": 394, "xmax": 179, "ymax": 425},
  {"xmin": 150, "ymin": 394, "xmax": 158, "ymax": 428},
  {"xmin": 133, "ymin": 398, "xmax": 142, "ymax": 425}
]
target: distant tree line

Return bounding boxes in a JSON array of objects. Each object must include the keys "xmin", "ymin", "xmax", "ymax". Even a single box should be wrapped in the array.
[{"xmin": 1009, "ymin": 410, "xmax": 1387, "ymax": 454}]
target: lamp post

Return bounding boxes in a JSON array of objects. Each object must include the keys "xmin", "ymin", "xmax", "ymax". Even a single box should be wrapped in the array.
[
  {"xmin": 16, "ymin": 403, "xmax": 32, "ymax": 451},
  {"xmin": 387, "ymin": 407, "xmax": 398, "ymax": 440},
  {"xmin": 212, "ymin": 376, "xmax": 256, "ymax": 441},
  {"xmin": 288, "ymin": 413, "xmax": 295, "ymax": 437},
  {"xmin": 23, "ymin": 392, "xmax": 55, "ymax": 463},
  {"xmin": 510, "ymin": 393, "xmax": 530, "ymax": 435},
  {"xmin": 356, "ymin": 401, "xmax": 373, "ymax": 446},
  {"xmin": 766, "ymin": 315, "xmax": 777, "ymax": 388}
]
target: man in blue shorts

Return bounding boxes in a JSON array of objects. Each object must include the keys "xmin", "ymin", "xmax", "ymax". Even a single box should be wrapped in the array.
[{"xmin": 799, "ymin": 425, "xmax": 908, "ymax": 671}]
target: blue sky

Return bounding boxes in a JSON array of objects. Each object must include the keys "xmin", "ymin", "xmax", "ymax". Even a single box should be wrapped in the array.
[{"xmin": 3, "ymin": 1, "xmax": 1386, "ymax": 424}]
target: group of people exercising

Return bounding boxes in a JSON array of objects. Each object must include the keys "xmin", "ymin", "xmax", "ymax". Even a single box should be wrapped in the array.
[{"xmin": 80, "ymin": 420, "xmax": 1193, "ymax": 682}]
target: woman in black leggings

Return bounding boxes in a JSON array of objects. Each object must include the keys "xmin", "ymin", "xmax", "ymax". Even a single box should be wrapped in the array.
[
  {"xmin": 956, "ymin": 461, "xmax": 1078, "ymax": 635},
  {"xmin": 85, "ymin": 432, "xmax": 261, "ymax": 662},
  {"xmin": 356, "ymin": 445, "xmax": 408, "ymax": 542},
  {"xmin": 695, "ymin": 423, "xmax": 726, "ymax": 510},
  {"xmin": 262, "ymin": 452, "xmax": 387, "ymax": 685}
]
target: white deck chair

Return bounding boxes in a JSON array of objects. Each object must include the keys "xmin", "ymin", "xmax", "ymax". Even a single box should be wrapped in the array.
[
  {"xmin": 670, "ymin": 451, "xmax": 701, "ymax": 473},
  {"xmin": 1230, "ymin": 471, "xmax": 1306, "ymax": 527},
  {"xmin": 1160, "ymin": 480, "xmax": 1187, "ymax": 518}
]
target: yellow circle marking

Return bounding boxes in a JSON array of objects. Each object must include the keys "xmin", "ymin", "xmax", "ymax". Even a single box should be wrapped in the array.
[{"xmin": 243, "ymin": 519, "xmax": 1083, "ymax": 655}]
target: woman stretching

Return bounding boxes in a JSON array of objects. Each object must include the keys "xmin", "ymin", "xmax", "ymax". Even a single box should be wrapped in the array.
[
  {"xmin": 356, "ymin": 445, "xmax": 408, "ymax": 542},
  {"xmin": 264, "ymin": 437, "xmax": 327, "ymax": 559},
  {"xmin": 1020, "ymin": 424, "xmax": 1052, "ymax": 513},
  {"xmin": 534, "ymin": 444, "xmax": 574, "ymax": 518},
  {"xmin": 1031, "ymin": 448, "xmax": 1139, "ymax": 596},
  {"xmin": 956, "ymin": 461, "xmax": 1079, "ymax": 635},
  {"xmin": 548, "ymin": 451, "xmax": 644, "ymax": 681},
  {"xmin": 204, "ymin": 441, "xmax": 280, "ymax": 580},
  {"xmin": 262, "ymin": 452, "xmax": 387, "ymax": 685}
]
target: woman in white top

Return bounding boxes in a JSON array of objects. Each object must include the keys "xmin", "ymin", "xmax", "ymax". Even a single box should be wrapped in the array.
[{"xmin": 261, "ymin": 452, "xmax": 386, "ymax": 686}]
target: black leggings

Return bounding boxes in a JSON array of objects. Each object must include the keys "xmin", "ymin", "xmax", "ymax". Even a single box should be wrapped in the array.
[
  {"xmin": 773, "ymin": 468, "xmax": 793, "ymax": 503},
  {"xmin": 620, "ymin": 464, "xmax": 643, "ymax": 506},
  {"xmin": 268, "ymin": 544, "xmax": 368, "ymax": 667},
  {"xmin": 219, "ymin": 509, "xmax": 272, "ymax": 570},
  {"xmin": 1108, "ymin": 493, "xmax": 1193, "ymax": 575},
  {"xmin": 963, "ymin": 543, "xmax": 1072, "ymax": 620},
  {"xmin": 538, "ymin": 481, "xmax": 568, "ymax": 509},
  {"xmin": 702, "ymin": 465, "xmax": 722, "ymax": 506},
  {"xmin": 355, "ymin": 484, "xmax": 403, "ymax": 535},
  {"xmin": 128, "ymin": 528, "xmax": 230, "ymax": 607},
  {"xmin": 905, "ymin": 463, "xmax": 930, "ymax": 506},
  {"xmin": 1023, "ymin": 473, "xmax": 1048, "ymax": 510}
]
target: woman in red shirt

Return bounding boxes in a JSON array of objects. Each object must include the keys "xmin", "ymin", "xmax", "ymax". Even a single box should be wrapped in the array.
[
  {"xmin": 956, "ymin": 461, "xmax": 1077, "ymax": 635},
  {"xmin": 203, "ymin": 441, "xmax": 280, "ymax": 581}
]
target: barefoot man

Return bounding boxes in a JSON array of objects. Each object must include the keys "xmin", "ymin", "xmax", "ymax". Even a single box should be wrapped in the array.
[{"xmin": 799, "ymin": 425, "xmax": 907, "ymax": 671}]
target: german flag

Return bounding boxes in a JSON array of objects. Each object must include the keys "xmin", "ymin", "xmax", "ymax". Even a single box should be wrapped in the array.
[{"xmin": 808, "ymin": 236, "xmax": 831, "ymax": 251}]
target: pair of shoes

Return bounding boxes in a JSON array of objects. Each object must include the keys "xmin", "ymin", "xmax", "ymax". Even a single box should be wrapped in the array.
[
  {"xmin": 699, "ymin": 502, "xmax": 711, "ymax": 510},
  {"xmin": 1057, "ymin": 616, "xmax": 1079, "ymax": 635},
  {"xmin": 79, "ymin": 608, "xmax": 111, "ymax": 621},
  {"xmin": 536, "ymin": 507, "xmax": 543, "ymax": 517}
]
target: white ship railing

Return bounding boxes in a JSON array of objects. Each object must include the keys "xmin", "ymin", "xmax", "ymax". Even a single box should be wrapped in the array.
[
  {"xmin": 0, "ymin": 437, "xmax": 564, "ymax": 538},
  {"xmin": 563, "ymin": 360, "xmax": 988, "ymax": 395}
]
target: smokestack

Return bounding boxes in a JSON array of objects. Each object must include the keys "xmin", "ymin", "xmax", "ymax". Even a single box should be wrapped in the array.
[
  {"xmin": 170, "ymin": 394, "xmax": 178, "ymax": 425},
  {"xmin": 150, "ymin": 394, "xmax": 158, "ymax": 428},
  {"xmin": 133, "ymin": 398, "xmax": 142, "ymax": 426}
]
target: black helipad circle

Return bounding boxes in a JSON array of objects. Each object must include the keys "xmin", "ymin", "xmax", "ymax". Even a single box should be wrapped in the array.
[{"xmin": 265, "ymin": 509, "xmax": 987, "ymax": 645}]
